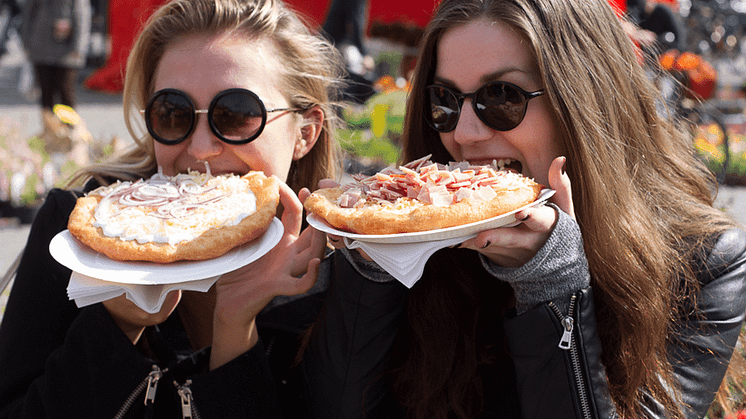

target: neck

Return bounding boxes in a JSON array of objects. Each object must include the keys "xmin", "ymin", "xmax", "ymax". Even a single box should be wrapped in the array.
[{"xmin": 178, "ymin": 288, "xmax": 216, "ymax": 351}]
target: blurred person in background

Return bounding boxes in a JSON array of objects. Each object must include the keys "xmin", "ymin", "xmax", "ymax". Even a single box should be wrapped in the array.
[
  {"xmin": 626, "ymin": 0, "xmax": 686, "ymax": 53},
  {"xmin": 22, "ymin": 0, "xmax": 91, "ymax": 126}
]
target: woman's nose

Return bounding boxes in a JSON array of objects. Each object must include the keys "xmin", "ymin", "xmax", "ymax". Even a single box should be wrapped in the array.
[
  {"xmin": 452, "ymin": 98, "xmax": 494, "ymax": 144},
  {"xmin": 187, "ymin": 115, "xmax": 223, "ymax": 160}
]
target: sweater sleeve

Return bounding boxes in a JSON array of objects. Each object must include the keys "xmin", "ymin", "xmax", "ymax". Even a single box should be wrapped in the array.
[{"xmin": 480, "ymin": 205, "xmax": 590, "ymax": 315}]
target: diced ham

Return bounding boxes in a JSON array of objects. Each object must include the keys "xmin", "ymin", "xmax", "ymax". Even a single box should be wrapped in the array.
[
  {"xmin": 375, "ymin": 173, "xmax": 393, "ymax": 182},
  {"xmin": 339, "ymin": 156, "xmax": 527, "ymax": 209},
  {"xmin": 419, "ymin": 163, "xmax": 439, "ymax": 175},
  {"xmin": 435, "ymin": 170, "xmax": 455, "ymax": 186},
  {"xmin": 418, "ymin": 184, "xmax": 451, "ymax": 206},
  {"xmin": 403, "ymin": 154, "xmax": 433, "ymax": 170},
  {"xmin": 448, "ymin": 180, "xmax": 472, "ymax": 189},
  {"xmin": 452, "ymin": 171, "xmax": 472, "ymax": 183},
  {"xmin": 453, "ymin": 187, "xmax": 474, "ymax": 202},
  {"xmin": 381, "ymin": 185, "xmax": 404, "ymax": 200},
  {"xmin": 399, "ymin": 166, "xmax": 419, "ymax": 177},
  {"xmin": 338, "ymin": 188, "xmax": 362, "ymax": 208}
]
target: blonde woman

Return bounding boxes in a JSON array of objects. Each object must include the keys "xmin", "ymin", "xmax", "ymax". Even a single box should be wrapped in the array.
[
  {"xmin": 0, "ymin": 0, "xmax": 345, "ymax": 417},
  {"xmin": 301, "ymin": 0, "xmax": 746, "ymax": 417}
]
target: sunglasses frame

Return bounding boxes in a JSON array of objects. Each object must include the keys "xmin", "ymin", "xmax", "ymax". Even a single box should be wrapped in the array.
[
  {"xmin": 142, "ymin": 88, "xmax": 303, "ymax": 145},
  {"xmin": 425, "ymin": 81, "xmax": 545, "ymax": 133}
]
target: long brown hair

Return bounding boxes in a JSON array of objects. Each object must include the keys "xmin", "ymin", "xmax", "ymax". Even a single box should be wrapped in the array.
[
  {"xmin": 399, "ymin": 0, "xmax": 743, "ymax": 417},
  {"xmin": 68, "ymin": 0, "xmax": 344, "ymax": 192}
]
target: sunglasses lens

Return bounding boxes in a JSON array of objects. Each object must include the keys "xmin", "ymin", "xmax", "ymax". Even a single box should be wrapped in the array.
[
  {"xmin": 147, "ymin": 91, "xmax": 194, "ymax": 144},
  {"xmin": 427, "ymin": 86, "xmax": 461, "ymax": 132},
  {"xmin": 211, "ymin": 90, "xmax": 265, "ymax": 144},
  {"xmin": 475, "ymin": 83, "xmax": 528, "ymax": 131}
]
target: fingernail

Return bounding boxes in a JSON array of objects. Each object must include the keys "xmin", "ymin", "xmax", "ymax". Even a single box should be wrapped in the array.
[
  {"xmin": 521, "ymin": 214, "xmax": 531, "ymax": 222},
  {"xmin": 480, "ymin": 240, "xmax": 492, "ymax": 249}
]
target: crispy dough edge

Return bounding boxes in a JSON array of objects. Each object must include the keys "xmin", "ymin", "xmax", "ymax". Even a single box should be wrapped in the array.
[
  {"xmin": 304, "ymin": 182, "xmax": 542, "ymax": 235},
  {"xmin": 67, "ymin": 172, "xmax": 280, "ymax": 263}
]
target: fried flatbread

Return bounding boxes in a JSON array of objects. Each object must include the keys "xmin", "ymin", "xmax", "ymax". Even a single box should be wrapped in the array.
[
  {"xmin": 304, "ymin": 156, "xmax": 542, "ymax": 235},
  {"xmin": 68, "ymin": 170, "xmax": 279, "ymax": 263}
]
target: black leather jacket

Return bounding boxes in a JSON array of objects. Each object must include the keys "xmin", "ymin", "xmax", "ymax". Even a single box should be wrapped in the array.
[{"xmin": 301, "ymin": 229, "xmax": 746, "ymax": 418}]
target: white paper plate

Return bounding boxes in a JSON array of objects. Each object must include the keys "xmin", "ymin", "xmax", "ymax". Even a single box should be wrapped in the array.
[
  {"xmin": 306, "ymin": 189, "xmax": 555, "ymax": 244},
  {"xmin": 50, "ymin": 217, "xmax": 283, "ymax": 285}
]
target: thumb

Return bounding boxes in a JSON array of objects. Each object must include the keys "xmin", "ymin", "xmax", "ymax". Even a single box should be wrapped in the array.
[{"xmin": 548, "ymin": 156, "xmax": 575, "ymax": 219}]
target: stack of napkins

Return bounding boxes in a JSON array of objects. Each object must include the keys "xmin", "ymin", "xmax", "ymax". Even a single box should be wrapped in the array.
[
  {"xmin": 344, "ymin": 235, "xmax": 475, "ymax": 288},
  {"xmin": 67, "ymin": 272, "xmax": 219, "ymax": 314}
]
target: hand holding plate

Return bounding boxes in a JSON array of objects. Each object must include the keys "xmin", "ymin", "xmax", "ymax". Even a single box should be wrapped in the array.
[
  {"xmin": 462, "ymin": 156, "xmax": 574, "ymax": 267},
  {"xmin": 211, "ymin": 179, "xmax": 324, "ymax": 369}
]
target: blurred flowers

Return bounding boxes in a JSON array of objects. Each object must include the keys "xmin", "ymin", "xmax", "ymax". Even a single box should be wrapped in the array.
[
  {"xmin": 0, "ymin": 106, "xmax": 120, "ymax": 223},
  {"xmin": 694, "ymin": 121, "xmax": 746, "ymax": 184}
]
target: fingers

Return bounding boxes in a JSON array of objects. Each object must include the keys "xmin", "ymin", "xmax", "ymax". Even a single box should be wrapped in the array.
[
  {"xmin": 298, "ymin": 187, "xmax": 311, "ymax": 204},
  {"xmin": 276, "ymin": 177, "xmax": 303, "ymax": 235},
  {"xmin": 286, "ymin": 257, "xmax": 321, "ymax": 296},
  {"xmin": 289, "ymin": 226, "xmax": 327, "ymax": 277},
  {"xmin": 547, "ymin": 156, "xmax": 575, "ymax": 219},
  {"xmin": 512, "ymin": 204, "xmax": 558, "ymax": 233}
]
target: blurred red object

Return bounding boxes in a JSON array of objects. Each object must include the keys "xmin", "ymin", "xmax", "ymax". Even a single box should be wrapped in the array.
[
  {"xmin": 659, "ymin": 50, "xmax": 717, "ymax": 100},
  {"xmin": 608, "ymin": 0, "xmax": 627, "ymax": 16},
  {"xmin": 84, "ymin": 0, "xmax": 168, "ymax": 93},
  {"xmin": 84, "ymin": 0, "xmax": 435, "ymax": 93},
  {"xmin": 725, "ymin": 410, "xmax": 746, "ymax": 419},
  {"xmin": 289, "ymin": 0, "xmax": 434, "ymax": 29}
]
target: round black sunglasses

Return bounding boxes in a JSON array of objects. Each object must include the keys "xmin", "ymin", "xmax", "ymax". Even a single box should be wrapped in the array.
[
  {"xmin": 425, "ymin": 81, "xmax": 545, "ymax": 133},
  {"xmin": 142, "ymin": 88, "xmax": 304, "ymax": 145}
]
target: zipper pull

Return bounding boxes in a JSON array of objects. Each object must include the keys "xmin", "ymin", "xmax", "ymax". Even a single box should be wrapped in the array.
[
  {"xmin": 558, "ymin": 316, "xmax": 574, "ymax": 350},
  {"xmin": 144, "ymin": 367, "xmax": 162, "ymax": 406},
  {"xmin": 176, "ymin": 380, "xmax": 194, "ymax": 419}
]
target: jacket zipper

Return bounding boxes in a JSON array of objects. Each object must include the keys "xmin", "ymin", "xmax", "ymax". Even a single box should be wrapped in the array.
[
  {"xmin": 113, "ymin": 365, "xmax": 163, "ymax": 419},
  {"xmin": 549, "ymin": 295, "xmax": 592, "ymax": 419},
  {"xmin": 176, "ymin": 379, "xmax": 201, "ymax": 419}
]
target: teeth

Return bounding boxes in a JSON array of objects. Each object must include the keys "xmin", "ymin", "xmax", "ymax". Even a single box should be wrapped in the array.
[{"xmin": 495, "ymin": 159, "xmax": 514, "ymax": 169}]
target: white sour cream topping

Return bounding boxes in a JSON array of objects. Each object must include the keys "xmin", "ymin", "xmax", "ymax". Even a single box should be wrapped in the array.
[{"xmin": 91, "ymin": 170, "xmax": 257, "ymax": 245}]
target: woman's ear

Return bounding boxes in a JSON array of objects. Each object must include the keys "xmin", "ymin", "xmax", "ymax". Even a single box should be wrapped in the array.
[{"xmin": 293, "ymin": 106, "xmax": 324, "ymax": 160}]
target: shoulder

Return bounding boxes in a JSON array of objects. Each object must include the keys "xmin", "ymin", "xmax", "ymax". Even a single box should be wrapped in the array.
[{"xmin": 696, "ymin": 228, "xmax": 746, "ymax": 285}]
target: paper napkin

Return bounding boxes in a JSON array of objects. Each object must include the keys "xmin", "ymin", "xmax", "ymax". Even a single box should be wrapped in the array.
[
  {"xmin": 67, "ymin": 271, "xmax": 219, "ymax": 314},
  {"xmin": 344, "ymin": 234, "xmax": 475, "ymax": 288}
]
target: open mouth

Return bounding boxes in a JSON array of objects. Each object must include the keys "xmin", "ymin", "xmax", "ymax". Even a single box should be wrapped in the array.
[{"xmin": 494, "ymin": 158, "xmax": 523, "ymax": 174}]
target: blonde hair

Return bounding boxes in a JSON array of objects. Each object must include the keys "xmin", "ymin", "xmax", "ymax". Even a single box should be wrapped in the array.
[
  {"xmin": 401, "ymin": 0, "xmax": 742, "ymax": 417},
  {"xmin": 69, "ymin": 0, "xmax": 344, "ymax": 192}
]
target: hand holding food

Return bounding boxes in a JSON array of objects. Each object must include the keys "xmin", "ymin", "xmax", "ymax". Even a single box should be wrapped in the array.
[{"xmin": 460, "ymin": 156, "xmax": 574, "ymax": 267}]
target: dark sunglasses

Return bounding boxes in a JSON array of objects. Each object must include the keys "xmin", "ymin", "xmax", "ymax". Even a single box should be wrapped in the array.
[
  {"xmin": 425, "ymin": 81, "xmax": 545, "ymax": 132},
  {"xmin": 142, "ymin": 88, "xmax": 304, "ymax": 145}
]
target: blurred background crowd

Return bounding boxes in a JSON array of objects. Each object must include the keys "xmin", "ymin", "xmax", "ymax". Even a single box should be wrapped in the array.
[{"xmin": 0, "ymin": 0, "xmax": 744, "ymax": 225}]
